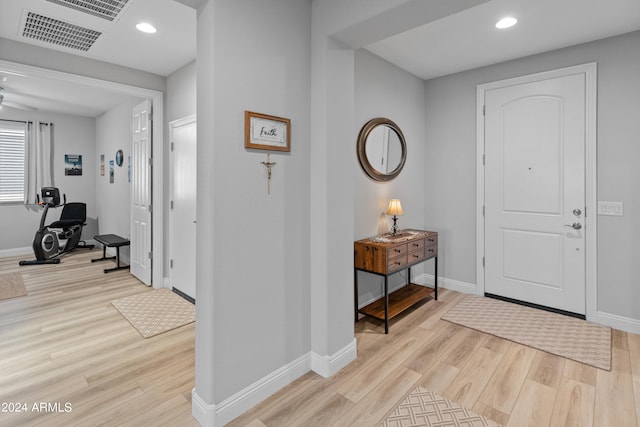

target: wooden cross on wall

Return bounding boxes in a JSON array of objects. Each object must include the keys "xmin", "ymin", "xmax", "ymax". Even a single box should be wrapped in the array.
[{"xmin": 260, "ymin": 153, "xmax": 276, "ymax": 194}]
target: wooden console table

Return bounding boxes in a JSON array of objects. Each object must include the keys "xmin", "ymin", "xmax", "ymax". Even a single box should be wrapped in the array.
[{"xmin": 354, "ymin": 229, "xmax": 438, "ymax": 333}]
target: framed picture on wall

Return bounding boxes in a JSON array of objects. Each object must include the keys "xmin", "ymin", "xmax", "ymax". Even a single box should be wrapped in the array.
[
  {"xmin": 65, "ymin": 154, "xmax": 83, "ymax": 176},
  {"xmin": 244, "ymin": 111, "xmax": 291, "ymax": 152}
]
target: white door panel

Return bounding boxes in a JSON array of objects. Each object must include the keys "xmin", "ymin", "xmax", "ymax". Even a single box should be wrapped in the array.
[
  {"xmin": 485, "ymin": 73, "xmax": 586, "ymax": 314},
  {"xmin": 170, "ymin": 117, "xmax": 197, "ymax": 300},
  {"xmin": 130, "ymin": 99, "xmax": 152, "ymax": 285}
]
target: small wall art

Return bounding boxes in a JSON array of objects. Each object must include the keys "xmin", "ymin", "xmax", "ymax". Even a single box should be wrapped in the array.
[
  {"xmin": 100, "ymin": 154, "xmax": 105, "ymax": 176},
  {"xmin": 109, "ymin": 160, "xmax": 114, "ymax": 184},
  {"xmin": 64, "ymin": 154, "xmax": 83, "ymax": 176},
  {"xmin": 245, "ymin": 111, "xmax": 291, "ymax": 152}
]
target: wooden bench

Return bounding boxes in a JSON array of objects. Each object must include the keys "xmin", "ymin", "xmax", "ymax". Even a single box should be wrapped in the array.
[{"xmin": 91, "ymin": 234, "xmax": 130, "ymax": 273}]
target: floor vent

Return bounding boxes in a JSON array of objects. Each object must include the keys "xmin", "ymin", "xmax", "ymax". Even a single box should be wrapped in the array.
[
  {"xmin": 45, "ymin": 0, "xmax": 130, "ymax": 21},
  {"xmin": 22, "ymin": 11, "xmax": 101, "ymax": 52}
]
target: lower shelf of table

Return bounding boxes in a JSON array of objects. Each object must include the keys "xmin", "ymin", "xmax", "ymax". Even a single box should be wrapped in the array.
[{"xmin": 358, "ymin": 283, "xmax": 435, "ymax": 321}]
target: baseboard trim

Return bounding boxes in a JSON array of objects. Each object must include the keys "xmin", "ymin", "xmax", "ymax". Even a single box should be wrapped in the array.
[
  {"xmin": 310, "ymin": 338, "xmax": 357, "ymax": 378},
  {"xmin": 596, "ymin": 311, "xmax": 640, "ymax": 335},
  {"xmin": 0, "ymin": 240, "xmax": 98, "ymax": 259},
  {"xmin": 0, "ymin": 246, "xmax": 33, "ymax": 257},
  {"xmin": 215, "ymin": 352, "xmax": 310, "ymax": 426},
  {"xmin": 414, "ymin": 274, "xmax": 640, "ymax": 334},
  {"xmin": 415, "ymin": 273, "xmax": 477, "ymax": 294},
  {"xmin": 192, "ymin": 342, "xmax": 357, "ymax": 426},
  {"xmin": 192, "ymin": 389, "xmax": 216, "ymax": 427}
]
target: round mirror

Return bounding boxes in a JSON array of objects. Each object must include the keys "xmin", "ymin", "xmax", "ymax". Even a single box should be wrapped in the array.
[{"xmin": 356, "ymin": 118, "xmax": 407, "ymax": 181}]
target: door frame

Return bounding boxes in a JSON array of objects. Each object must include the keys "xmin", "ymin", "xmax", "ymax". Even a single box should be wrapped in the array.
[
  {"xmin": 0, "ymin": 59, "xmax": 165, "ymax": 289},
  {"xmin": 169, "ymin": 114, "xmax": 197, "ymax": 298},
  {"xmin": 476, "ymin": 62, "xmax": 597, "ymax": 321}
]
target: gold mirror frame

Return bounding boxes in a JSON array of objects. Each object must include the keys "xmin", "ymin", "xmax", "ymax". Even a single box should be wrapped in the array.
[{"xmin": 356, "ymin": 117, "xmax": 407, "ymax": 182}]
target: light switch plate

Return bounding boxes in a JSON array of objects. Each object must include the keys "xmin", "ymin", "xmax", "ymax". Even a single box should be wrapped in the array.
[{"xmin": 598, "ymin": 201, "xmax": 624, "ymax": 216}]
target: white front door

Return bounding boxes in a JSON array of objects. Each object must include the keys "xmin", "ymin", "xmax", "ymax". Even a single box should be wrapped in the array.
[
  {"xmin": 484, "ymin": 73, "xmax": 587, "ymax": 315},
  {"xmin": 169, "ymin": 116, "xmax": 197, "ymax": 300},
  {"xmin": 130, "ymin": 99, "xmax": 152, "ymax": 285}
]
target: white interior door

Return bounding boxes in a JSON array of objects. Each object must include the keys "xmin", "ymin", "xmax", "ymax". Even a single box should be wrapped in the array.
[
  {"xmin": 170, "ymin": 116, "xmax": 197, "ymax": 300},
  {"xmin": 484, "ymin": 73, "xmax": 586, "ymax": 315},
  {"xmin": 130, "ymin": 99, "xmax": 152, "ymax": 285}
]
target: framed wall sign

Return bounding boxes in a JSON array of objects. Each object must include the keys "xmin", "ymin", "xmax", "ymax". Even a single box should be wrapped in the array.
[{"xmin": 245, "ymin": 111, "xmax": 291, "ymax": 152}]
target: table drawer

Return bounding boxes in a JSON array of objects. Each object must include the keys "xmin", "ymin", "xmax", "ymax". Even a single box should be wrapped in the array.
[
  {"xmin": 387, "ymin": 243, "xmax": 407, "ymax": 259},
  {"xmin": 387, "ymin": 254, "xmax": 408, "ymax": 272},
  {"xmin": 407, "ymin": 239, "xmax": 425, "ymax": 251},
  {"xmin": 408, "ymin": 248, "xmax": 426, "ymax": 263},
  {"xmin": 425, "ymin": 245, "xmax": 438, "ymax": 258},
  {"xmin": 424, "ymin": 234, "xmax": 438, "ymax": 247}
]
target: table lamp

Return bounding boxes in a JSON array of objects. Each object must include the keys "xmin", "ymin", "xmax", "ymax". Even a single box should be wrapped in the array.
[{"xmin": 386, "ymin": 199, "xmax": 403, "ymax": 235}]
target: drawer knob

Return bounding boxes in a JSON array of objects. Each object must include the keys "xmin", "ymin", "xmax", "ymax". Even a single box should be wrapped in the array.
[
  {"xmin": 394, "ymin": 249, "xmax": 401, "ymax": 253},
  {"xmin": 428, "ymin": 249, "xmax": 434, "ymax": 252}
]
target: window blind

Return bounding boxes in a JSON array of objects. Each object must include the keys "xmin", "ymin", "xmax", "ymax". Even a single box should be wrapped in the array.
[{"xmin": 0, "ymin": 121, "xmax": 26, "ymax": 203}]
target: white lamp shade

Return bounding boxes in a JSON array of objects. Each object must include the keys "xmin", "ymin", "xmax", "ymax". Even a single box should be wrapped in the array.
[{"xmin": 385, "ymin": 199, "xmax": 403, "ymax": 216}]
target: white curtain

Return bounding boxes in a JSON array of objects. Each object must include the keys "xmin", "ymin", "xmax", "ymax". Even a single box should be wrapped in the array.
[{"xmin": 25, "ymin": 122, "xmax": 53, "ymax": 205}]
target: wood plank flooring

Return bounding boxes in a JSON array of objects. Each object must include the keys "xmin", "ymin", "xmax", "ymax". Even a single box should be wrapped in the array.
[
  {"xmin": 0, "ymin": 250, "xmax": 197, "ymax": 427},
  {"xmin": 2, "ymin": 250, "xmax": 639, "ymax": 426},
  {"xmin": 229, "ymin": 290, "xmax": 640, "ymax": 427}
]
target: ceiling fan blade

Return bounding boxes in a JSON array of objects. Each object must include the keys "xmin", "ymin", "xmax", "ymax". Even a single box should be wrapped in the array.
[
  {"xmin": 1, "ymin": 99, "xmax": 38, "ymax": 111},
  {"xmin": 0, "ymin": 86, "xmax": 38, "ymax": 111}
]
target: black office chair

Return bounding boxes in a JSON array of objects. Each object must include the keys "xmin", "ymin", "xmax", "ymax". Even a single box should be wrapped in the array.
[{"xmin": 49, "ymin": 202, "xmax": 94, "ymax": 250}]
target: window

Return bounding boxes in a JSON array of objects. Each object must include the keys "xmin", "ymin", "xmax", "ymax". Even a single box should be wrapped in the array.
[{"xmin": 0, "ymin": 121, "xmax": 26, "ymax": 203}]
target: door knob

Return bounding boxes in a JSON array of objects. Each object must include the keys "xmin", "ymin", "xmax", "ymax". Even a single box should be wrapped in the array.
[{"xmin": 564, "ymin": 222, "xmax": 582, "ymax": 230}]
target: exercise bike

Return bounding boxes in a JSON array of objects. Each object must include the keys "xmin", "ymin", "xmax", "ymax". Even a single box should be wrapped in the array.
[{"xmin": 19, "ymin": 187, "xmax": 94, "ymax": 266}]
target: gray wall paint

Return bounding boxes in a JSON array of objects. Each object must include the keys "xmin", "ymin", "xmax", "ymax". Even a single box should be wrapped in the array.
[
  {"xmin": 424, "ymin": 30, "xmax": 640, "ymax": 321},
  {"xmin": 95, "ymin": 98, "xmax": 142, "ymax": 262},
  {"xmin": 195, "ymin": 0, "xmax": 311, "ymax": 404},
  {"xmin": 0, "ymin": 110, "xmax": 97, "ymax": 252},
  {"xmin": 166, "ymin": 60, "xmax": 197, "ymax": 123},
  {"xmin": 0, "ymin": 38, "xmax": 165, "ymax": 92},
  {"xmin": 354, "ymin": 48, "xmax": 428, "ymax": 305},
  {"xmin": 164, "ymin": 60, "xmax": 197, "ymax": 278}
]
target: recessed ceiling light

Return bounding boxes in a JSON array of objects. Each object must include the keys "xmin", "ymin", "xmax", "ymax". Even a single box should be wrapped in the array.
[
  {"xmin": 136, "ymin": 22, "xmax": 157, "ymax": 34},
  {"xmin": 496, "ymin": 16, "xmax": 518, "ymax": 29}
]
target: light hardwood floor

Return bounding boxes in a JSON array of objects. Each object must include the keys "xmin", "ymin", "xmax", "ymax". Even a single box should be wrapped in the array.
[
  {"xmin": 229, "ymin": 290, "xmax": 640, "ymax": 427},
  {"xmin": 2, "ymin": 250, "xmax": 639, "ymax": 426},
  {"xmin": 0, "ymin": 250, "xmax": 198, "ymax": 427}
]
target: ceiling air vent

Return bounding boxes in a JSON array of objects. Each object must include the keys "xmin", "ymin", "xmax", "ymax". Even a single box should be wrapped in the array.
[
  {"xmin": 46, "ymin": 0, "xmax": 131, "ymax": 21},
  {"xmin": 22, "ymin": 11, "xmax": 101, "ymax": 52}
]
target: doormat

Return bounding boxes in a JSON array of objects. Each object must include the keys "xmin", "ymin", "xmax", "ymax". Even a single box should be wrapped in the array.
[
  {"xmin": 381, "ymin": 386, "xmax": 500, "ymax": 427},
  {"xmin": 0, "ymin": 272, "xmax": 27, "ymax": 301},
  {"xmin": 111, "ymin": 289, "xmax": 195, "ymax": 338},
  {"xmin": 441, "ymin": 295, "xmax": 611, "ymax": 370}
]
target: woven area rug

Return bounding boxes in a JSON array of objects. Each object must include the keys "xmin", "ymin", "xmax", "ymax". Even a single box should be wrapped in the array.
[
  {"xmin": 112, "ymin": 289, "xmax": 195, "ymax": 338},
  {"xmin": 442, "ymin": 295, "xmax": 611, "ymax": 370},
  {"xmin": 381, "ymin": 386, "xmax": 500, "ymax": 427},
  {"xmin": 0, "ymin": 272, "xmax": 27, "ymax": 301}
]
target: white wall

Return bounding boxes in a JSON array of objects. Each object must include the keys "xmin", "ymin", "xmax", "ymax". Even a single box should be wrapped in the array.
[
  {"xmin": 95, "ymin": 98, "xmax": 142, "ymax": 262},
  {"xmin": 424, "ymin": 30, "xmax": 640, "ymax": 325},
  {"xmin": 194, "ymin": 0, "xmax": 311, "ymax": 419},
  {"xmin": 0, "ymin": 109, "xmax": 96, "ymax": 254},
  {"xmin": 354, "ymin": 48, "xmax": 428, "ymax": 306}
]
